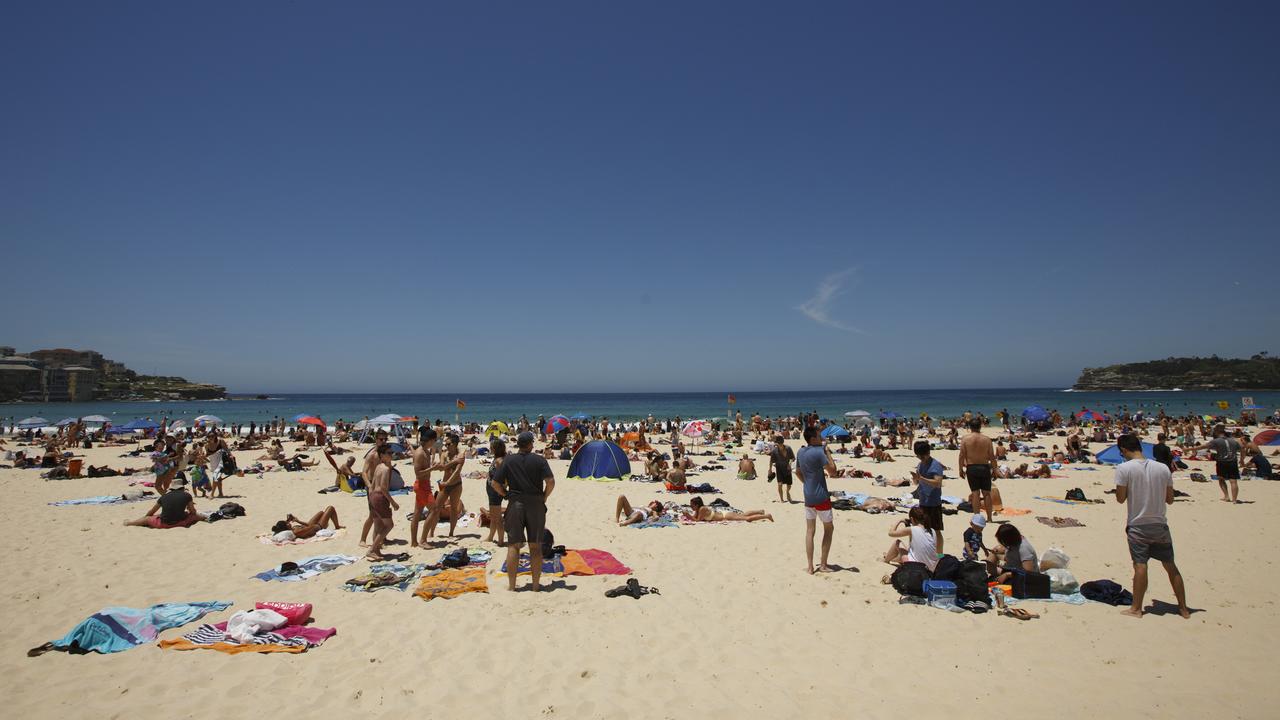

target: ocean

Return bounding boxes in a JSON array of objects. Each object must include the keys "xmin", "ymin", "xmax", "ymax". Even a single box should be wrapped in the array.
[{"xmin": 2, "ymin": 389, "xmax": 1274, "ymax": 428}]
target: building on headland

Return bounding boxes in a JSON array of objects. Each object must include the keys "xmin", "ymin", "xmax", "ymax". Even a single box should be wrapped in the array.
[{"xmin": 0, "ymin": 346, "xmax": 224, "ymax": 402}]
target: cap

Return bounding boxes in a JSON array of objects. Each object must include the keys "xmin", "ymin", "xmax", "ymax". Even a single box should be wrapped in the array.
[
  {"xmin": 971, "ymin": 514, "xmax": 986, "ymax": 528},
  {"xmin": 171, "ymin": 476, "xmax": 189, "ymax": 488},
  {"xmin": 517, "ymin": 431, "xmax": 535, "ymax": 446}
]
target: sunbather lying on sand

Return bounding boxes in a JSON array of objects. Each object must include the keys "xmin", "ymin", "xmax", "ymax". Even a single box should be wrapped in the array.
[
  {"xmin": 272, "ymin": 506, "xmax": 343, "ymax": 539},
  {"xmin": 689, "ymin": 496, "xmax": 773, "ymax": 522},
  {"xmin": 615, "ymin": 495, "xmax": 664, "ymax": 526}
]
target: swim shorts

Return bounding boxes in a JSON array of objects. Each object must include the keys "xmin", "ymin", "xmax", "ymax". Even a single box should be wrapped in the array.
[
  {"xmin": 1216, "ymin": 460, "xmax": 1240, "ymax": 480},
  {"xmin": 414, "ymin": 480, "xmax": 435, "ymax": 510},
  {"xmin": 804, "ymin": 499, "xmax": 833, "ymax": 523},
  {"xmin": 775, "ymin": 469, "xmax": 793, "ymax": 486},
  {"xmin": 369, "ymin": 491, "xmax": 393, "ymax": 520},
  {"xmin": 504, "ymin": 497, "xmax": 547, "ymax": 545},
  {"xmin": 1127, "ymin": 523, "xmax": 1174, "ymax": 564},
  {"xmin": 966, "ymin": 464, "xmax": 993, "ymax": 492},
  {"xmin": 147, "ymin": 513, "xmax": 200, "ymax": 529}
]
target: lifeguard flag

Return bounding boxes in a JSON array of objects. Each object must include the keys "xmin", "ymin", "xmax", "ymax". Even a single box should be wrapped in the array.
[
  {"xmin": 1216, "ymin": 400, "xmax": 1229, "ymax": 410},
  {"xmin": 727, "ymin": 394, "xmax": 736, "ymax": 405},
  {"xmin": 456, "ymin": 399, "xmax": 466, "ymax": 410}
]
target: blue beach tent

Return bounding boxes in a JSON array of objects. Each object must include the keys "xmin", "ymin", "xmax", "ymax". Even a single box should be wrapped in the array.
[
  {"xmin": 821, "ymin": 425, "xmax": 852, "ymax": 440},
  {"xmin": 1095, "ymin": 441, "xmax": 1156, "ymax": 465},
  {"xmin": 567, "ymin": 440, "xmax": 631, "ymax": 481}
]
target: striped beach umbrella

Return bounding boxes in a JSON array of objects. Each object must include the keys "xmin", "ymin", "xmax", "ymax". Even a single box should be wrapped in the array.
[
  {"xmin": 194, "ymin": 415, "xmax": 223, "ymax": 426},
  {"xmin": 544, "ymin": 415, "xmax": 571, "ymax": 434}
]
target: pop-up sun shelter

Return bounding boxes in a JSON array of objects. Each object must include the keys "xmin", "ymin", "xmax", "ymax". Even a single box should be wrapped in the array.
[
  {"xmin": 1095, "ymin": 441, "xmax": 1156, "ymax": 464},
  {"xmin": 568, "ymin": 440, "xmax": 631, "ymax": 481}
]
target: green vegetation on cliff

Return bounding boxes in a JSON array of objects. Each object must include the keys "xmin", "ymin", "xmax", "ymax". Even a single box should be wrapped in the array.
[{"xmin": 1073, "ymin": 354, "xmax": 1280, "ymax": 390}]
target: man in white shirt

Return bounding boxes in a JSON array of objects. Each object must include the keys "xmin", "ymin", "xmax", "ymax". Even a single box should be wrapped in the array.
[{"xmin": 1114, "ymin": 434, "xmax": 1189, "ymax": 619}]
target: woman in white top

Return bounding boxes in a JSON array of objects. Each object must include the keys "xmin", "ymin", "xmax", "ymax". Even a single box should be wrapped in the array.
[{"xmin": 883, "ymin": 507, "xmax": 942, "ymax": 572}]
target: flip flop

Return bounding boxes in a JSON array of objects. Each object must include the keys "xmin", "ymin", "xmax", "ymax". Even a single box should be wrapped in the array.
[{"xmin": 1002, "ymin": 607, "xmax": 1038, "ymax": 620}]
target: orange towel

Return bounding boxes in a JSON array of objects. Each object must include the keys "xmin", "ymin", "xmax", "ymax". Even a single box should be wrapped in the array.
[
  {"xmin": 560, "ymin": 551, "xmax": 595, "ymax": 577},
  {"xmin": 413, "ymin": 567, "xmax": 488, "ymax": 601},
  {"xmin": 158, "ymin": 638, "xmax": 306, "ymax": 654},
  {"xmin": 997, "ymin": 507, "xmax": 1033, "ymax": 516}
]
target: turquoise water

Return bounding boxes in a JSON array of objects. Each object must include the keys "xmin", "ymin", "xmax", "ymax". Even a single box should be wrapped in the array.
[{"xmin": 2, "ymin": 389, "xmax": 1274, "ymax": 427}]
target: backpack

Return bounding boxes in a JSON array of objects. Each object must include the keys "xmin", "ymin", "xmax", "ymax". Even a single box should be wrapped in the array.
[
  {"xmin": 932, "ymin": 555, "xmax": 961, "ymax": 582},
  {"xmin": 1066, "ymin": 488, "xmax": 1087, "ymax": 502},
  {"xmin": 541, "ymin": 528, "xmax": 556, "ymax": 559},
  {"xmin": 890, "ymin": 562, "xmax": 930, "ymax": 597},
  {"xmin": 954, "ymin": 560, "xmax": 990, "ymax": 603},
  {"xmin": 218, "ymin": 502, "xmax": 246, "ymax": 517}
]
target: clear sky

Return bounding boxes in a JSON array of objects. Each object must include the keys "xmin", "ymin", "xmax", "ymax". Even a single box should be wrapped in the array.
[{"xmin": 3, "ymin": 2, "xmax": 1277, "ymax": 393}]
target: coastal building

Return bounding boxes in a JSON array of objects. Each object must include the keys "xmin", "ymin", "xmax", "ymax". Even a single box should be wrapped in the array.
[
  {"xmin": 29, "ymin": 348, "xmax": 106, "ymax": 372},
  {"xmin": 0, "ymin": 355, "xmax": 45, "ymax": 402},
  {"xmin": 45, "ymin": 366, "xmax": 97, "ymax": 402}
]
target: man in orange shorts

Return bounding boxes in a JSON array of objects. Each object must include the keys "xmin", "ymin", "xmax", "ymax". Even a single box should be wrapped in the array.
[{"xmin": 410, "ymin": 427, "xmax": 437, "ymax": 547}]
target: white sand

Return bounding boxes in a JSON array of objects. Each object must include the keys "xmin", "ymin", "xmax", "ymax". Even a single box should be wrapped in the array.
[{"xmin": 1, "ymin": 430, "xmax": 1277, "ymax": 719}]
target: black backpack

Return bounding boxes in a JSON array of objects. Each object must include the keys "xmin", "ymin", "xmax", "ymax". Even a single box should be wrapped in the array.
[
  {"xmin": 218, "ymin": 502, "xmax": 246, "ymax": 517},
  {"xmin": 890, "ymin": 562, "xmax": 930, "ymax": 597},
  {"xmin": 932, "ymin": 555, "xmax": 961, "ymax": 582},
  {"xmin": 954, "ymin": 560, "xmax": 990, "ymax": 602}
]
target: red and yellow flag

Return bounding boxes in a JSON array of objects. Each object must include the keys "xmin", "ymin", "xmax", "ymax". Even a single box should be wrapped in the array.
[
  {"xmin": 727, "ymin": 394, "xmax": 736, "ymax": 405},
  {"xmin": 456, "ymin": 399, "xmax": 466, "ymax": 410}
]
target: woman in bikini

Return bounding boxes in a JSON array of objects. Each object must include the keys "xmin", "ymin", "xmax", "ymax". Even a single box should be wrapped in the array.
[
  {"xmin": 615, "ymin": 495, "xmax": 664, "ymax": 526},
  {"xmin": 271, "ymin": 506, "xmax": 343, "ymax": 540},
  {"xmin": 688, "ymin": 496, "xmax": 773, "ymax": 522}
]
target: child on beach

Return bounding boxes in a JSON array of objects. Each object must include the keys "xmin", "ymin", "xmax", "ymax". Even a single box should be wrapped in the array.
[{"xmin": 963, "ymin": 513, "xmax": 987, "ymax": 561}]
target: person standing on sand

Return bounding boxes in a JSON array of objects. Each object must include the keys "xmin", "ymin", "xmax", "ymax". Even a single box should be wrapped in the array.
[
  {"xmin": 796, "ymin": 427, "xmax": 838, "ymax": 574},
  {"xmin": 365, "ymin": 444, "xmax": 399, "ymax": 561},
  {"xmin": 422, "ymin": 433, "xmax": 466, "ymax": 541},
  {"xmin": 912, "ymin": 440, "xmax": 945, "ymax": 536},
  {"xmin": 958, "ymin": 419, "xmax": 997, "ymax": 523},
  {"xmin": 1113, "ymin": 433, "xmax": 1190, "ymax": 619},
  {"xmin": 768, "ymin": 435, "xmax": 795, "ymax": 503},
  {"xmin": 490, "ymin": 432, "xmax": 555, "ymax": 592},
  {"xmin": 410, "ymin": 427, "xmax": 437, "ymax": 547},
  {"xmin": 359, "ymin": 430, "xmax": 389, "ymax": 547},
  {"xmin": 1187, "ymin": 425, "xmax": 1242, "ymax": 504}
]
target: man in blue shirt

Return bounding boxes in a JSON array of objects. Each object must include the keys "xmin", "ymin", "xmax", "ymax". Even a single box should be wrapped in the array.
[
  {"xmin": 912, "ymin": 440, "xmax": 946, "ymax": 541},
  {"xmin": 797, "ymin": 427, "xmax": 839, "ymax": 574}
]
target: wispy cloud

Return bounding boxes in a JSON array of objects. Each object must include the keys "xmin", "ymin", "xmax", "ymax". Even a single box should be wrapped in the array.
[{"xmin": 796, "ymin": 268, "xmax": 866, "ymax": 334}]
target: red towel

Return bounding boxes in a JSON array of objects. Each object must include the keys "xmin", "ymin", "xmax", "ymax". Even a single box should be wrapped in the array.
[{"xmin": 577, "ymin": 549, "xmax": 631, "ymax": 575}]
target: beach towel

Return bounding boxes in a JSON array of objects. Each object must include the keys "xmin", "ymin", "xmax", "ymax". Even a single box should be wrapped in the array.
[
  {"xmin": 560, "ymin": 551, "xmax": 595, "ymax": 576},
  {"xmin": 1036, "ymin": 516, "xmax": 1086, "ymax": 529},
  {"xmin": 343, "ymin": 563, "xmax": 431, "ymax": 592},
  {"xmin": 159, "ymin": 621, "xmax": 336, "ymax": 654},
  {"xmin": 629, "ymin": 517, "xmax": 679, "ymax": 529},
  {"xmin": 996, "ymin": 507, "xmax": 1033, "ymax": 516},
  {"xmin": 413, "ymin": 567, "xmax": 488, "ymax": 601},
  {"xmin": 34, "ymin": 601, "xmax": 232, "ymax": 655},
  {"xmin": 252, "ymin": 555, "xmax": 358, "ymax": 582},
  {"xmin": 258, "ymin": 528, "xmax": 346, "ymax": 546},
  {"xmin": 575, "ymin": 549, "xmax": 631, "ymax": 575},
  {"xmin": 49, "ymin": 495, "xmax": 145, "ymax": 507},
  {"xmin": 500, "ymin": 554, "xmax": 565, "ymax": 576},
  {"xmin": 1003, "ymin": 590, "xmax": 1087, "ymax": 606},
  {"xmin": 1034, "ymin": 496, "xmax": 1104, "ymax": 506}
]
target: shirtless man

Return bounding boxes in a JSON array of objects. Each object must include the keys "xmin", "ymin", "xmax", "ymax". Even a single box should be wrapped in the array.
[
  {"xmin": 422, "ymin": 433, "xmax": 466, "ymax": 541},
  {"xmin": 736, "ymin": 455, "xmax": 757, "ymax": 480},
  {"xmin": 665, "ymin": 462, "xmax": 686, "ymax": 489},
  {"xmin": 365, "ymin": 445, "xmax": 399, "ymax": 560},
  {"xmin": 359, "ymin": 430, "xmax": 389, "ymax": 546},
  {"xmin": 958, "ymin": 419, "xmax": 997, "ymax": 523},
  {"xmin": 410, "ymin": 427, "xmax": 438, "ymax": 547}
]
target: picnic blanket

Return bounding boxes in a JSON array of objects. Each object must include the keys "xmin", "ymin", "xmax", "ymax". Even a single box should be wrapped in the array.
[
  {"xmin": 159, "ymin": 621, "xmax": 336, "ymax": 654},
  {"xmin": 343, "ymin": 563, "xmax": 431, "ymax": 592},
  {"xmin": 568, "ymin": 549, "xmax": 631, "ymax": 576},
  {"xmin": 413, "ymin": 567, "xmax": 488, "ymax": 601},
  {"xmin": 252, "ymin": 555, "xmax": 358, "ymax": 582},
  {"xmin": 500, "ymin": 554, "xmax": 565, "ymax": 576},
  {"xmin": 33, "ymin": 601, "xmax": 232, "ymax": 655},
  {"xmin": 258, "ymin": 528, "xmax": 346, "ymax": 546},
  {"xmin": 49, "ymin": 495, "xmax": 146, "ymax": 507},
  {"xmin": 1037, "ymin": 516, "xmax": 1086, "ymax": 529}
]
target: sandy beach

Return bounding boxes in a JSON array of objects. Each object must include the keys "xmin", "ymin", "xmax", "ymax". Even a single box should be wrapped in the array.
[{"xmin": 2, "ymin": 427, "xmax": 1277, "ymax": 720}]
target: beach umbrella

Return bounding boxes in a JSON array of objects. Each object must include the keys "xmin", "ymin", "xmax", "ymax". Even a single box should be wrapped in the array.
[
  {"xmin": 844, "ymin": 410, "xmax": 871, "ymax": 418},
  {"xmin": 618, "ymin": 431, "xmax": 651, "ymax": 451},
  {"xmin": 569, "ymin": 413, "xmax": 590, "ymax": 421},
  {"xmin": 485, "ymin": 421, "xmax": 510, "ymax": 438},
  {"xmin": 297, "ymin": 416, "xmax": 327, "ymax": 429},
  {"xmin": 370, "ymin": 413, "xmax": 404, "ymax": 425},
  {"xmin": 878, "ymin": 411, "xmax": 901, "ymax": 420},
  {"xmin": 1021, "ymin": 406, "xmax": 1050, "ymax": 423},
  {"xmin": 82, "ymin": 415, "xmax": 110, "ymax": 424},
  {"xmin": 1096, "ymin": 441, "xmax": 1156, "ymax": 465},
  {"xmin": 168, "ymin": 420, "xmax": 187, "ymax": 431},
  {"xmin": 194, "ymin": 415, "xmax": 223, "ymax": 426},
  {"xmin": 1253, "ymin": 429, "xmax": 1280, "ymax": 446},
  {"xmin": 17, "ymin": 417, "xmax": 49, "ymax": 429},
  {"xmin": 290, "ymin": 413, "xmax": 313, "ymax": 422},
  {"xmin": 55, "ymin": 417, "xmax": 78, "ymax": 427},
  {"xmin": 119, "ymin": 418, "xmax": 160, "ymax": 431},
  {"xmin": 681, "ymin": 420, "xmax": 708, "ymax": 438},
  {"xmin": 567, "ymin": 440, "xmax": 632, "ymax": 481},
  {"xmin": 821, "ymin": 425, "xmax": 852, "ymax": 440},
  {"xmin": 1074, "ymin": 409, "xmax": 1105, "ymax": 422},
  {"xmin": 544, "ymin": 415, "xmax": 571, "ymax": 434}
]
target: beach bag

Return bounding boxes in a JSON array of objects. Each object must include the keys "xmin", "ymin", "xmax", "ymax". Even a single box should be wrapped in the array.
[
  {"xmin": 954, "ymin": 561, "xmax": 990, "ymax": 602},
  {"xmin": 256, "ymin": 601, "xmax": 312, "ymax": 624},
  {"xmin": 218, "ymin": 502, "xmax": 245, "ymax": 517},
  {"xmin": 1046, "ymin": 568, "xmax": 1079, "ymax": 594},
  {"xmin": 1080, "ymin": 579, "xmax": 1133, "ymax": 606},
  {"xmin": 541, "ymin": 528, "xmax": 556, "ymax": 559},
  {"xmin": 1040, "ymin": 547, "xmax": 1071, "ymax": 570},
  {"xmin": 890, "ymin": 562, "xmax": 930, "ymax": 597},
  {"xmin": 932, "ymin": 555, "xmax": 961, "ymax": 582},
  {"xmin": 1065, "ymin": 488, "xmax": 1087, "ymax": 502},
  {"xmin": 1009, "ymin": 570, "xmax": 1051, "ymax": 599}
]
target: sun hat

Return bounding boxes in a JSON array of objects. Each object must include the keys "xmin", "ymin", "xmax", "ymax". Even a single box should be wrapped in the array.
[{"xmin": 971, "ymin": 513, "xmax": 986, "ymax": 528}]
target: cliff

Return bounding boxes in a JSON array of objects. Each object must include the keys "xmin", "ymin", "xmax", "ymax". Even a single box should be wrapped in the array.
[
  {"xmin": 1073, "ymin": 356, "xmax": 1280, "ymax": 391},
  {"xmin": 96, "ymin": 375, "xmax": 226, "ymax": 401}
]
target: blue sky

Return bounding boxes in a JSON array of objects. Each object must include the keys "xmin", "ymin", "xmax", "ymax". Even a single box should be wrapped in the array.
[{"xmin": 3, "ymin": 2, "xmax": 1277, "ymax": 393}]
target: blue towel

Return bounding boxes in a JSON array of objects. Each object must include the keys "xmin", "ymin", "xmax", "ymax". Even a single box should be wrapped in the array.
[
  {"xmin": 252, "ymin": 554, "xmax": 358, "ymax": 582},
  {"xmin": 50, "ymin": 600, "xmax": 232, "ymax": 654},
  {"xmin": 49, "ymin": 495, "xmax": 133, "ymax": 507}
]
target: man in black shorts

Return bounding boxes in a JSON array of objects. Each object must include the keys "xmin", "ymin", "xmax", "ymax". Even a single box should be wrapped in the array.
[
  {"xmin": 1188, "ymin": 425, "xmax": 1242, "ymax": 504},
  {"xmin": 490, "ymin": 432, "xmax": 556, "ymax": 592},
  {"xmin": 958, "ymin": 419, "xmax": 996, "ymax": 523},
  {"xmin": 768, "ymin": 435, "xmax": 795, "ymax": 503}
]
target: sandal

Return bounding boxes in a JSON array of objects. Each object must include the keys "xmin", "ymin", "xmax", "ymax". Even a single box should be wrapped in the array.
[{"xmin": 1002, "ymin": 607, "xmax": 1038, "ymax": 620}]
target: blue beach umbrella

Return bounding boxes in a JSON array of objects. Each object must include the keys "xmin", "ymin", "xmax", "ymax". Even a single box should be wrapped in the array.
[
  {"xmin": 821, "ymin": 425, "xmax": 852, "ymax": 440},
  {"xmin": 1095, "ymin": 441, "xmax": 1156, "ymax": 465},
  {"xmin": 1021, "ymin": 406, "xmax": 1050, "ymax": 423},
  {"xmin": 118, "ymin": 418, "xmax": 160, "ymax": 431},
  {"xmin": 17, "ymin": 417, "xmax": 49, "ymax": 429},
  {"xmin": 567, "ymin": 440, "xmax": 631, "ymax": 481},
  {"xmin": 879, "ymin": 411, "xmax": 901, "ymax": 420},
  {"xmin": 55, "ymin": 417, "xmax": 78, "ymax": 427}
]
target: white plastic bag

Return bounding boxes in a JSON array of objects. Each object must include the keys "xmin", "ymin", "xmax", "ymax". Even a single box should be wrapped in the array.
[
  {"xmin": 225, "ymin": 608, "xmax": 287, "ymax": 643},
  {"xmin": 1046, "ymin": 568, "xmax": 1079, "ymax": 594},
  {"xmin": 1040, "ymin": 547, "xmax": 1071, "ymax": 570}
]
